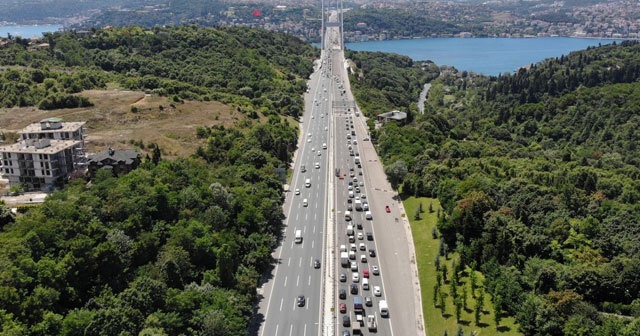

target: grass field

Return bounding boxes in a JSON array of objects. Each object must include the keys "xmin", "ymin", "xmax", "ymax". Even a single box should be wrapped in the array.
[{"xmin": 404, "ymin": 196, "xmax": 522, "ymax": 336}]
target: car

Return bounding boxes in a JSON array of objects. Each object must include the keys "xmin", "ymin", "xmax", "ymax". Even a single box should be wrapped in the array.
[
  {"xmin": 348, "ymin": 180, "xmax": 353, "ymax": 186},
  {"xmin": 365, "ymin": 296, "xmax": 373, "ymax": 307},
  {"xmin": 349, "ymin": 171, "xmax": 355, "ymax": 177},
  {"xmin": 359, "ymin": 171, "xmax": 363, "ymax": 176},
  {"xmin": 348, "ymin": 185, "xmax": 353, "ymax": 190},
  {"xmin": 307, "ymin": 138, "xmax": 311, "ymax": 142},
  {"xmin": 360, "ymin": 255, "xmax": 367, "ymax": 263},
  {"xmin": 374, "ymin": 286, "xmax": 381, "ymax": 297},
  {"xmin": 351, "ymin": 261, "xmax": 358, "ymax": 271},
  {"xmin": 367, "ymin": 232, "xmax": 373, "ymax": 241},
  {"xmin": 315, "ymin": 162, "xmax": 320, "ymax": 169},
  {"xmin": 361, "ymin": 194, "xmax": 366, "ymax": 199},
  {"xmin": 311, "ymin": 147, "xmax": 315, "ymax": 152},
  {"xmin": 359, "ymin": 243, "xmax": 366, "ymax": 251},
  {"xmin": 348, "ymin": 235, "xmax": 355, "ymax": 243},
  {"xmin": 357, "ymin": 232, "xmax": 363, "ymax": 240},
  {"xmin": 314, "ymin": 259, "xmax": 321, "ymax": 269},
  {"xmin": 350, "ymin": 243, "xmax": 357, "ymax": 251},
  {"xmin": 356, "ymin": 222, "xmax": 363, "ymax": 229},
  {"xmin": 339, "ymin": 289, "xmax": 346, "ymax": 299},
  {"xmin": 325, "ymin": 127, "xmax": 328, "ymax": 131},
  {"xmin": 297, "ymin": 295, "xmax": 306, "ymax": 307},
  {"xmin": 363, "ymin": 137, "xmax": 370, "ymax": 141},
  {"xmin": 347, "ymin": 204, "xmax": 353, "ymax": 211},
  {"xmin": 339, "ymin": 303, "xmax": 347, "ymax": 313},
  {"xmin": 369, "ymin": 249, "xmax": 376, "ymax": 257},
  {"xmin": 350, "ymin": 284, "xmax": 358, "ymax": 294},
  {"xmin": 347, "ymin": 198, "xmax": 352, "ymax": 204},
  {"xmin": 295, "ymin": 188, "xmax": 300, "ymax": 195},
  {"xmin": 343, "ymin": 315, "xmax": 351, "ymax": 327},
  {"xmin": 385, "ymin": 205, "xmax": 391, "ymax": 213},
  {"xmin": 363, "ymin": 269, "xmax": 369, "ymax": 278},
  {"xmin": 355, "ymin": 187, "xmax": 360, "ymax": 193},
  {"xmin": 372, "ymin": 265, "xmax": 380, "ymax": 275},
  {"xmin": 317, "ymin": 151, "xmax": 321, "ymax": 156},
  {"xmin": 340, "ymin": 273, "xmax": 347, "ymax": 282},
  {"xmin": 352, "ymin": 272, "xmax": 359, "ymax": 282},
  {"xmin": 342, "ymin": 330, "xmax": 351, "ymax": 336}
]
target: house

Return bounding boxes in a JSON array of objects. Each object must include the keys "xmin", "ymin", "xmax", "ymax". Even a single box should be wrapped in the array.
[
  {"xmin": 377, "ymin": 110, "xmax": 407, "ymax": 124},
  {"xmin": 0, "ymin": 117, "xmax": 87, "ymax": 192},
  {"xmin": 87, "ymin": 148, "xmax": 141, "ymax": 177}
]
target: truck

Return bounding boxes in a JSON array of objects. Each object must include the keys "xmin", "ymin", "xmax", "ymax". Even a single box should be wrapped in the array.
[
  {"xmin": 367, "ymin": 315, "xmax": 377, "ymax": 331},
  {"xmin": 354, "ymin": 199, "xmax": 362, "ymax": 211},
  {"xmin": 340, "ymin": 252, "xmax": 349, "ymax": 267},
  {"xmin": 295, "ymin": 230, "xmax": 302, "ymax": 244},
  {"xmin": 353, "ymin": 295, "xmax": 363, "ymax": 313},
  {"xmin": 379, "ymin": 300, "xmax": 389, "ymax": 317}
]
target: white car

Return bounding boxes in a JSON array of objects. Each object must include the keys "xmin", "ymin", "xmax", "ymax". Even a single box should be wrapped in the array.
[
  {"xmin": 351, "ymin": 261, "xmax": 358, "ymax": 271},
  {"xmin": 307, "ymin": 138, "xmax": 311, "ymax": 143},
  {"xmin": 373, "ymin": 286, "xmax": 381, "ymax": 297},
  {"xmin": 295, "ymin": 188, "xmax": 300, "ymax": 195},
  {"xmin": 357, "ymin": 232, "xmax": 363, "ymax": 240},
  {"xmin": 317, "ymin": 151, "xmax": 321, "ymax": 156},
  {"xmin": 371, "ymin": 265, "xmax": 380, "ymax": 275},
  {"xmin": 315, "ymin": 162, "xmax": 320, "ymax": 169},
  {"xmin": 352, "ymin": 272, "xmax": 359, "ymax": 282},
  {"xmin": 359, "ymin": 243, "xmax": 366, "ymax": 251},
  {"xmin": 312, "ymin": 147, "xmax": 315, "ymax": 152}
]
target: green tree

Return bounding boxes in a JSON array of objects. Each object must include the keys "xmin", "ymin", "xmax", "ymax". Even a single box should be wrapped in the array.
[{"xmin": 384, "ymin": 160, "xmax": 408, "ymax": 190}]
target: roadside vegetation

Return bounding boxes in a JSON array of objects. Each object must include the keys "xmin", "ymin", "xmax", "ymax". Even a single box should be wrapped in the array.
[
  {"xmin": 0, "ymin": 26, "xmax": 314, "ymax": 335},
  {"xmin": 349, "ymin": 40, "xmax": 640, "ymax": 335}
]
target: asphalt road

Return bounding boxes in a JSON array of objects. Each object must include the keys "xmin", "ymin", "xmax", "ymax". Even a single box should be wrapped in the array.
[{"xmin": 257, "ymin": 9, "xmax": 425, "ymax": 336}]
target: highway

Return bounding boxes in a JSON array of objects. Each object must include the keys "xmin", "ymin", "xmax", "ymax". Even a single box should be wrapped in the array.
[{"xmin": 257, "ymin": 5, "xmax": 424, "ymax": 336}]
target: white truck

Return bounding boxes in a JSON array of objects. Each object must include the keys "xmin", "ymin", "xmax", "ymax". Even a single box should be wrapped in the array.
[
  {"xmin": 340, "ymin": 252, "xmax": 349, "ymax": 267},
  {"xmin": 367, "ymin": 314, "xmax": 377, "ymax": 331},
  {"xmin": 354, "ymin": 199, "xmax": 362, "ymax": 211}
]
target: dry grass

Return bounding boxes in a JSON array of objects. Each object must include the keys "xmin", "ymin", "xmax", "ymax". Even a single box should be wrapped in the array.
[{"xmin": 0, "ymin": 90, "xmax": 244, "ymax": 159}]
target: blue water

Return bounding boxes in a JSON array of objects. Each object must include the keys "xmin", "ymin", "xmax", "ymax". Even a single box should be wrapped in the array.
[
  {"xmin": 346, "ymin": 37, "xmax": 625, "ymax": 76},
  {"xmin": 0, "ymin": 25, "xmax": 63, "ymax": 39}
]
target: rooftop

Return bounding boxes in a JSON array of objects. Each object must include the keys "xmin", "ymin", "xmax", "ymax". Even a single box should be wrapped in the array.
[
  {"xmin": 378, "ymin": 110, "xmax": 407, "ymax": 120},
  {"xmin": 19, "ymin": 121, "xmax": 86, "ymax": 134},
  {"xmin": 89, "ymin": 148, "xmax": 140, "ymax": 165},
  {"xmin": 0, "ymin": 139, "xmax": 81, "ymax": 154}
]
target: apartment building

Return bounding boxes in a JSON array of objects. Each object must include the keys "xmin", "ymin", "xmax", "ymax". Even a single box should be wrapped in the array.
[{"xmin": 0, "ymin": 118, "xmax": 86, "ymax": 192}]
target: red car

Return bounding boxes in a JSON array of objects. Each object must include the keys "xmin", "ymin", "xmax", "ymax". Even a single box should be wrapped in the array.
[
  {"xmin": 363, "ymin": 269, "xmax": 369, "ymax": 278},
  {"xmin": 339, "ymin": 303, "xmax": 347, "ymax": 313},
  {"xmin": 385, "ymin": 205, "xmax": 391, "ymax": 213}
]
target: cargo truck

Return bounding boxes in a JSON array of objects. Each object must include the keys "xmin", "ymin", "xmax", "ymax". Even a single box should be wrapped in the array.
[
  {"xmin": 354, "ymin": 199, "xmax": 362, "ymax": 211},
  {"xmin": 340, "ymin": 252, "xmax": 349, "ymax": 267},
  {"xmin": 367, "ymin": 315, "xmax": 377, "ymax": 331}
]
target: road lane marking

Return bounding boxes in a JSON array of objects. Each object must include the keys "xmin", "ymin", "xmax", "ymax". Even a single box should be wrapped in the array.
[
  {"xmin": 296, "ymin": 275, "xmax": 300, "ymax": 287},
  {"xmin": 284, "ymin": 276, "xmax": 288, "ymax": 287},
  {"xmin": 279, "ymin": 298, "xmax": 283, "ymax": 312}
]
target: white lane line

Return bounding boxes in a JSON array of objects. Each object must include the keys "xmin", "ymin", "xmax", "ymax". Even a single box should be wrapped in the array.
[
  {"xmin": 312, "ymin": 240, "xmax": 315, "ymax": 249},
  {"xmin": 299, "ymin": 257, "xmax": 302, "ymax": 267},
  {"xmin": 289, "ymin": 324, "xmax": 293, "ymax": 336},
  {"xmin": 288, "ymin": 257, "xmax": 291, "ymax": 267},
  {"xmin": 274, "ymin": 324, "xmax": 279, "ymax": 336},
  {"xmin": 279, "ymin": 298, "xmax": 283, "ymax": 312},
  {"xmin": 296, "ymin": 275, "xmax": 300, "ymax": 287},
  {"xmin": 308, "ymin": 275, "xmax": 311, "ymax": 286},
  {"xmin": 284, "ymin": 276, "xmax": 288, "ymax": 288}
]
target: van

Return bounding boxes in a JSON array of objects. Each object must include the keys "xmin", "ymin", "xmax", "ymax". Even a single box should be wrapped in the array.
[
  {"xmin": 295, "ymin": 230, "xmax": 302, "ymax": 244},
  {"xmin": 303, "ymin": 198, "xmax": 308, "ymax": 207},
  {"xmin": 348, "ymin": 191, "xmax": 354, "ymax": 198},
  {"xmin": 365, "ymin": 211, "xmax": 372, "ymax": 220},
  {"xmin": 305, "ymin": 178, "xmax": 311, "ymax": 188},
  {"xmin": 362, "ymin": 278, "xmax": 369, "ymax": 290},
  {"xmin": 347, "ymin": 225, "xmax": 354, "ymax": 236},
  {"xmin": 379, "ymin": 300, "xmax": 389, "ymax": 317}
]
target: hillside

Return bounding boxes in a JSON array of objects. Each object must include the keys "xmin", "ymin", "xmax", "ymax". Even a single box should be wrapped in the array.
[
  {"xmin": 0, "ymin": 25, "xmax": 313, "ymax": 335},
  {"xmin": 348, "ymin": 40, "xmax": 640, "ymax": 335}
]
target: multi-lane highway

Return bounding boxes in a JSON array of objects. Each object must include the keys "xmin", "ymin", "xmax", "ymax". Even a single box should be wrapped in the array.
[{"xmin": 257, "ymin": 5, "xmax": 424, "ymax": 336}]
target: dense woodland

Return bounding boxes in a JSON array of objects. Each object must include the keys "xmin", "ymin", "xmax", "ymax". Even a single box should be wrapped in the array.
[
  {"xmin": 348, "ymin": 41, "xmax": 640, "ymax": 335},
  {"xmin": 0, "ymin": 26, "xmax": 313, "ymax": 335}
]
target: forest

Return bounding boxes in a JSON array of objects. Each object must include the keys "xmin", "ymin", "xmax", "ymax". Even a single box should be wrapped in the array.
[
  {"xmin": 348, "ymin": 41, "xmax": 640, "ymax": 335},
  {"xmin": 0, "ymin": 26, "xmax": 313, "ymax": 335}
]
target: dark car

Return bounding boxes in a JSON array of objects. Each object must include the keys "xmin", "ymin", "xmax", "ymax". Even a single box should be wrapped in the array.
[
  {"xmin": 365, "ymin": 296, "xmax": 373, "ymax": 307},
  {"xmin": 369, "ymin": 249, "xmax": 376, "ymax": 257},
  {"xmin": 339, "ymin": 289, "xmax": 347, "ymax": 299},
  {"xmin": 350, "ymin": 284, "xmax": 358, "ymax": 294},
  {"xmin": 314, "ymin": 259, "xmax": 321, "ymax": 269},
  {"xmin": 343, "ymin": 315, "xmax": 351, "ymax": 327},
  {"xmin": 356, "ymin": 222, "xmax": 363, "ymax": 229},
  {"xmin": 297, "ymin": 295, "xmax": 305, "ymax": 307},
  {"xmin": 340, "ymin": 273, "xmax": 347, "ymax": 282},
  {"xmin": 366, "ymin": 232, "xmax": 373, "ymax": 241},
  {"xmin": 342, "ymin": 330, "xmax": 351, "ymax": 336}
]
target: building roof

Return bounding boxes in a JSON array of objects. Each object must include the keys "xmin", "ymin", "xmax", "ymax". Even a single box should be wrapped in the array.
[
  {"xmin": 377, "ymin": 110, "xmax": 407, "ymax": 120},
  {"xmin": 19, "ymin": 121, "xmax": 86, "ymax": 134},
  {"xmin": 0, "ymin": 139, "xmax": 80, "ymax": 154},
  {"xmin": 89, "ymin": 148, "xmax": 140, "ymax": 165}
]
